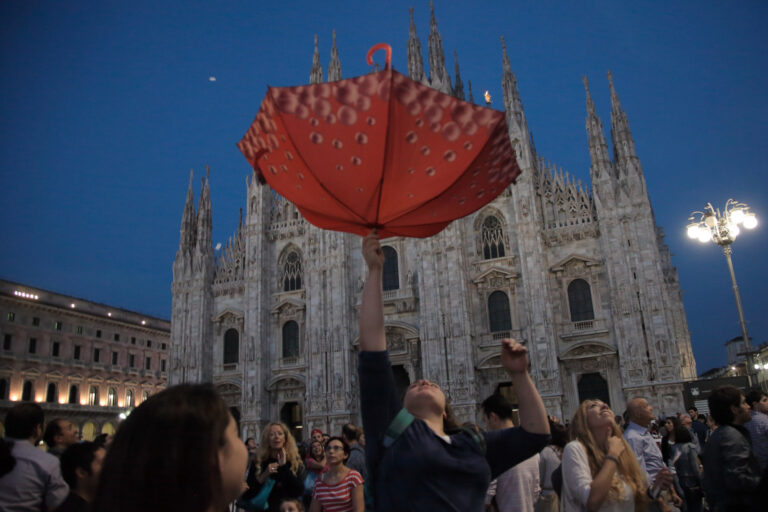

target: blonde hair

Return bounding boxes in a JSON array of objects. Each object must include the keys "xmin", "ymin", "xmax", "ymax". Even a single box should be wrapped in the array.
[
  {"xmin": 570, "ymin": 400, "xmax": 649, "ymax": 508},
  {"xmin": 257, "ymin": 422, "xmax": 302, "ymax": 475}
]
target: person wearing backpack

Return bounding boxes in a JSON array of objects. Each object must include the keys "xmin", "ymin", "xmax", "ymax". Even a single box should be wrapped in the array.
[{"xmin": 358, "ymin": 231, "xmax": 550, "ymax": 512}]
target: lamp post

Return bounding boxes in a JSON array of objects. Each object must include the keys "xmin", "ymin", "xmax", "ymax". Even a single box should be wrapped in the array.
[{"xmin": 687, "ymin": 199, "xmax": 759, "ymax": 385}]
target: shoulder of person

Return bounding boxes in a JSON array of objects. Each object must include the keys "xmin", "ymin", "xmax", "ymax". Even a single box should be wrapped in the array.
[{"xmin": 347, "ymin": 469, "xmax": 364, "ymax": 483}]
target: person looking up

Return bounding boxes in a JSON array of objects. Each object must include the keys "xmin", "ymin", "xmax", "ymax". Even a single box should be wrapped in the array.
[
  {"xmin": 561, "ymin": 400, "xmax": 651, "ymax": 512},
  {"xmin": 341, "ymin": 423, "xmax": 367, "ymax": 481},
  {"xmin": 43, "ymin": 419, "xmax": 79, "ymax": 459},
  {"xmin": 309, "ymin": 437, "xmax": 364, "ymax": 512},
  {"xmin": 702, "ymin": 386, "xmax": 762, "ymax": 512},
  {"xmin": 91, "ymin": 384, "xmax": 248, "ymax": 512},
  {"xmin": 622, "ymin": 397, "xmax": 678, "ymax": 507},
  {"xmin": 744, "ymin": 388, "xmax": 768, "ymax": 471},
  {"xmin": 0, "ymin": 402, "xmax": 69, "ymax": 511},
  {"xmin": 56, "ymin": 442, "xmax": 105, "ymax": 512},
  {"xmin": 358, "ymin": 231, "xmax": 550, "ymax": 511},
  {"xmin": 249, "ymin": 422, "xmax": 304, "ymax": 512}
]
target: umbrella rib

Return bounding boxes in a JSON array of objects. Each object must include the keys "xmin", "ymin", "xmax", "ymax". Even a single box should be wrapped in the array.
[
  {"xmin": 372, "ymin": 70, "xmax": 395, "ymax": 231},
  {"xmin": 273, "ymin": 100, "xmax": 369, "ymax": 226},
  {"xmin": 381, "ymin": 117, "xmax": 514, "ymax": 225}
]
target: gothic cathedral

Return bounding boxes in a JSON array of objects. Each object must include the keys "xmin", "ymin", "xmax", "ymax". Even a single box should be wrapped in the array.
[{"xmin": 170, "ymin": 4, "xmax": 696, "ymax": 440}]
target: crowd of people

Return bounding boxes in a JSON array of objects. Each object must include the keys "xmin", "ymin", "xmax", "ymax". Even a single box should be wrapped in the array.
[{"xmin": 0, "ymin": 232, "xmax": 766, "ymax": 512}]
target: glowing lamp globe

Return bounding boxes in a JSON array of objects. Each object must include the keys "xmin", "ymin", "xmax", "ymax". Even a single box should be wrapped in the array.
[
  {"xmin": 743, "ymin": 213, "xmax": 758, "ymax": 229},
  {"xmin": 697, "ymin": 230, "xmax": 712, "ymax": 243},
  {"xmin": 730, "ymin": 208, "xmax": 745, "ymax": 224},
  {"xmin": 686, "ymin": 224, "xmax": 700, "ymax": 239}
]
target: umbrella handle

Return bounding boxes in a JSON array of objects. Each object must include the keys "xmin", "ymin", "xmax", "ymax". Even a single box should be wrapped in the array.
[{"xmin": 366, "ymin": 43, "xmax": 391, "ymax": 70}]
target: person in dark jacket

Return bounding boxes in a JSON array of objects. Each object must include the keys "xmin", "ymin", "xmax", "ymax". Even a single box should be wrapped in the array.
[
  {"xmin": 358, "ymin": 231, "xmax": 550, "ymax": 512},
  {"xmin": 702, "ymin": 386, "xmax": 762, "ymax": 512}
]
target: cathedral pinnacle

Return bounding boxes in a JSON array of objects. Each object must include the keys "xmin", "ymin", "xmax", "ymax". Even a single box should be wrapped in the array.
[
  {"xmin": 328, "ymin": 29, "xmax": 342, "ymax": 81},
  {"xmin": 179, "ymin": 169, "xmax": 197, "ymax": 252},
  {"xmin": 310, "ymin": 34, "xmax": 323, "ymax": 84},
  {"xmin": 453, "ymin": 50, "xmax": 465, "ymax": 100},
  {"xmin": 500, "ymin": 36, "xmax": 525, "ymax": 131},
  {"xmin": 468, "ymin": 80, "xmax": 474, "ymax": 103},
  {"xmin": 427, "ymin": 1, "xmax": 452, "ymax": 94},
  {"xmin": 407, "ymin": 7, "xmax": 426, "ymax": 83},
  {"xmin": 582, "ymin": 75, "xmax": 611, "ymax": 178},
  {"xmin": 196, "ymin": 168, "xmax": 213, "ymax": 250},
  {"xmin": 606, "ymin": 70, "xmax": 638, "ymax": 171}
]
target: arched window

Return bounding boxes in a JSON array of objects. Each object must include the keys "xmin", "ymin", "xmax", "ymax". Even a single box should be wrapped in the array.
[
  {"xmin": 89, "ymin": 386, "xmax": 99, "ymax": 406},
  {"xmin": 568, "ymin": 279, "xmax": 595, "ymax": 321},
  {"xmin": 481, "ymin": 216, "xmax": 506, "ymax": 259},
  {"xmin": 22, "ymin": 380, "xmax": 33, "ymax": 401},
  {"xmin": 107, "ymin": 387, "xmax": 117, "ymax": 406},
  {"xmin": 0, "ymin": 378, "xmax": 8, "ymax": 400},
  {"xmin": 126, "ymin": 389, "xmax": 134, "ymax": 408},
  {"xmin": 223, "ymin": 328, "xmax": 239, "ymax": 365},
  {"xmin": 382, "ymin": 246, "xmax": 399, "ymax": 291},
  {"xmin": 46, "ymin": 383, "xmax": 57, "ymax": 403},
  {"xmin": 282, "ymin": 321, "xmax": 299, "ymax": 359},
  {"xmin": 281, "ymin": 250, "xmax": 303, "ymax": 291},
  {"xmin": 68, "ymin": 385, "xmax": 79, "ymax": 404},
  {"xmin": 488, "ymin": 291, "xmax": 512, "ymax": 332},
  {"xmin": 142, "ymin": 391, "xmax": 149, "ymax": 402}
]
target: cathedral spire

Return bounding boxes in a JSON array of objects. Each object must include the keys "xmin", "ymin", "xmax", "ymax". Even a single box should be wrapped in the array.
[
  {"xmin": 427, "ymin": 0, "xmax": 452, "ymax": 94},
  {"xmin": 328, "ymin": 30, "xmax": 342, "ymax": 81},
  {"xmin": 196, "ymin": 165, "xmax": 212, "ymax": 251},
  {"xmin": 607, "ymin": 70, "xmax": 638, "ymax": 170},
  {"xmin": 583, "ymin": 75, "xmax": 612, "ymax": 177},
  {"xmin": 310, "ymin": 35, "xmax": 323, "ymax": 84},
  {"xmin": 500, "ymin": 36, "xmax": 525, "ymax": 129},
  {"xmin": 179, "ymin": 169, "xmax": 196, "ymax": 252},
  {"xmin": 453, "ymin": 50, "xmax": 465, "ymax": 100},
  {"xmin": 468, "ymin": 79, "xmax": 474, "ymax": 104},
  {"xmin": 407, "ymin": 6, "xmax": 426, "ymax": 83}
]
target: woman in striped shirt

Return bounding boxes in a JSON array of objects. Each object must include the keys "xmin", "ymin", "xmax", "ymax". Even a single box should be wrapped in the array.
[{"xmin": 309, "ymin": 437, "xmax": 364, "ymax": 512}]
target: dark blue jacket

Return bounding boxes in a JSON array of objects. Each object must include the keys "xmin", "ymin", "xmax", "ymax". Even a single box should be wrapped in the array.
[{"xmin": 359, "ymin": 351, "xmax": 549, "ymax": 512}]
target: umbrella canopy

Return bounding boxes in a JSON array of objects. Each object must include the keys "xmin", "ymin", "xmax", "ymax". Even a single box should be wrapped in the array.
[{"xmin": 238, "ymin": 44, "xmax": 521, "ymax": 238}]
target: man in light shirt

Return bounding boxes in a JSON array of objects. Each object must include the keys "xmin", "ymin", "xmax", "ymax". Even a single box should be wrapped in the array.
[
  {"xmin": 482, "ymin": 393, "xmax": 541, "ymax": 512},
  {"xmin": 0, "ymin": 403, "xmax": 69, "ymax": 511},
  {"xmin": 624, "ymin": 398, "xmax": 680, "ymax": 509}
]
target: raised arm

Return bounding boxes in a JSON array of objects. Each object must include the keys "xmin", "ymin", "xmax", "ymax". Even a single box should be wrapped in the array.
[
  {"xmin": 359, "ymin": 231, "xmax": 386, "ymax": 352},
  {"xmin": 501, "ymin": 338, "xmax": 549, "ymax": 435}
]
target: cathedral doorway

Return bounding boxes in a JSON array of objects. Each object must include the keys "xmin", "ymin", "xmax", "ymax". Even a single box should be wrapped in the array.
[
  {"xmin": 280, "ymin": 401, "xmax": 303, "ymax": 441},
  {"xmin": 577, "ymin": 372, "xmax": 610, "ymax": 406}
]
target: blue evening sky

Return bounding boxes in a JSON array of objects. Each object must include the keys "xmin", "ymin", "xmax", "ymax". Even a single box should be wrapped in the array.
[{"xmin": 1, "ymin": 1, "xmax": 766, "ymax": 374}]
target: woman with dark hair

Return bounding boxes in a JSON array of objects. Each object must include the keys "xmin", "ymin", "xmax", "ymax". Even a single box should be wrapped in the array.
[
  {"xmin": 91, "ymin": 383, "xmax": 248, "ymax": 512},
  {"xmin": 358, "ymin": 232, "xmax": 550, "ymax": 511},
  {"xmin": 309, "ymin": 436, "xmax": 364, "ymax": 512},
  {"xmin": 535, "ymin": 419, "xmax": 569, "ymax": 512},
  {"xmin": 302, "ymin": 440, "xmax": 327, "ymax": 507},
  {"xmin": 660, "ymin": 416, "xmax": 680, "ymax": 463},
  {"xmin": 669, "ymin": 425, "xmax": 702, "ymax": 512},
  {"xmin": 701, "ymin": 386, "xmax": 762, "ymax": 512}
]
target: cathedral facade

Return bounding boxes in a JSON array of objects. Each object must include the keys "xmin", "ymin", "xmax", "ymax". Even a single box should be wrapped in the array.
[{"xmin": 170, "ymin": 4, "xmax": 697, "ymax": 441}]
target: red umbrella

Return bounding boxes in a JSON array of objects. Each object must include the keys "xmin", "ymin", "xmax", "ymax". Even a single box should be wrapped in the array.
[{"xmin": 238, "ymin": 43, "xmax": 521, "ymax": 238}]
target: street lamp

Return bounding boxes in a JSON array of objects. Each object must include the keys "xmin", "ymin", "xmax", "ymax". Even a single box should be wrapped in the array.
[{"xmin": 687, "ymin": 199, "xmax": 759, "ymax": 384}]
